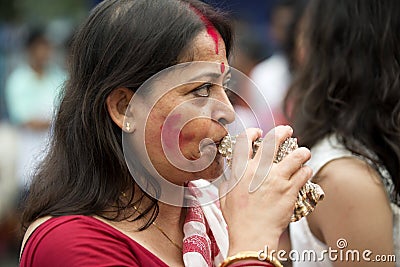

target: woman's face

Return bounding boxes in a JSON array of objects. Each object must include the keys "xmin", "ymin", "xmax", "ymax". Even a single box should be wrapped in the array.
[{"xmin": 130, "ymin": 30, "xmax": 234, "ymax": 185}]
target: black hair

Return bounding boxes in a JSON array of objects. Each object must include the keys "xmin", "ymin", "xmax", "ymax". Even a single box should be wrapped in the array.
[
  {"xmin": 22, "ymin": 0, "xmax": 233, "ymax": 230},
  {"xmin": 25, "ymin": 27, "xmax": 48, "ymax": 48},
  {"xmin": 285, "ymin": 0, "xmax": 400, "ymax": 197},
  {"xmin": 283, "ymin": 0, "xmax": 309, "ymax": 72},
  {"xmin": 269, "ymin": 0, "xmax": 297, "ymax": 17}
]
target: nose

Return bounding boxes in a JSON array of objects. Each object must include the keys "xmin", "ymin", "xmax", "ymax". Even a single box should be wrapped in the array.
[{"xmin": 213, "ymin": 87, "xmax": 235, "ymax": 126}]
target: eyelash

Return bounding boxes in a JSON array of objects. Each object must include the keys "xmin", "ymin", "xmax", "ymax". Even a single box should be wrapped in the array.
[
  {"xmin": 192, "ymin": 83, "xmax": 213, "ymax": 97},
  {"xmin": 192, "ymin": 80, "xmax": 231, "ymax": 97}
]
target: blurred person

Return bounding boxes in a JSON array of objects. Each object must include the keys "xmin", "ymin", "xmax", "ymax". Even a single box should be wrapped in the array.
[
  {"xmin": 286, "ymin": 0, "xmax": 400, "ymax": 266},
  {"xmin": 0, "ymin": 122, "xmax": 18, "ymax": 259},
  {"xmin": 0, "ymin": 54, "xmax": 7, "ymax": 120},
  {"xmin": 228, "ymin": 21, "xmax": 268, "ymax": 130},
  {"xmin": 250, "ymin": 0, "xmax": 308, "ymax": 131},
  {"xmin": 0, "ymin": 124, "xmax": 18, "ymax": 219},
  {"xmin": 19, "ymin": 1, "xmax": 313, "ymax": 266},
  {"xmin": 4, "ymin": 27, "xmax": 66, "ymax": 191}
]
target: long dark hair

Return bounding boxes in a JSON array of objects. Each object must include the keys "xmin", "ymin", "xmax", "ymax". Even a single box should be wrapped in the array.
[
  {"xmin": 22, "ymin": 0, "xmax": 233, "ymax": 230},
  {"xmin": 285, "ymin": 0, "xmax": 400, "ymax": 196}
]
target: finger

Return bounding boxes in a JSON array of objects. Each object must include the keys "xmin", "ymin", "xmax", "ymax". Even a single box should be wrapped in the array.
[
  {"xmin": 253, "ymin": 125, "xmax": 293, "ymax": 163},
  {"xmin": 232, "ymin": 128, "xmax": 262, "ymax": 175},
  {"xmin": 230, "ymin": 128, "xmax": 262, "ymax": 181},
  {"xmin": 277, "ymin": 147, "xmax": 311, "ymax": 179},
  {"xmin": 248, "ymin": 139, "xmax": 274, "ymax": 192},
  {"xmin": 232, "ymin": 128, "xmax": 263, "ymax": 162},
  {"xmin": 289, "ymin": 165, "xmax": 313, "ymax": 191},
  {"xmin": 248, "ymin": 126, "xmax": 293, "ymax": 191}
]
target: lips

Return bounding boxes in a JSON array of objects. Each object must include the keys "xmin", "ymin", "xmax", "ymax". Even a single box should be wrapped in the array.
[
  {"xmin": 215, "ymin": 134, "xmax": 227, "ymax": 145},
  {"xmin": 199, "ymin": 136, "xmax": 224, "ymax": 150},
  {"xmin": 201, "ymin": 140, "xmax": 218, "ymax": 148}
]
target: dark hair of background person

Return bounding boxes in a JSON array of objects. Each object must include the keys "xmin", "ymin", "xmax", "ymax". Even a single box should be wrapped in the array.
[
  {"xmin": 267, "ymin": 0, "xmax": 296, "ymax": 51},
  {"xmin": 282, "ymin": 0, "xmax": 308, "ymax": 72},
  {"xmin": 267, "ymin": 0, "xmax": 296, "ymax": 25},
  {"xmin": 285, "ymin": 0, "xmax": 400, "ymax": 197},
  {"xmin": 25, "ymin": 27, "xmax": 48, "ymax": 49},
  {"xmin": 22, "ymin": 0, "xmax": 233, "ymax": 231},
  {"xmin": 267, "ymin": 0, "xmax": 309, "ymax": 71}
]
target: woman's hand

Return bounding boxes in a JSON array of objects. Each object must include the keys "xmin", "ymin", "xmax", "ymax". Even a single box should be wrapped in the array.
[{"xmin": 219, "ymin": 126, "xmax": 312, "ymax": 256}]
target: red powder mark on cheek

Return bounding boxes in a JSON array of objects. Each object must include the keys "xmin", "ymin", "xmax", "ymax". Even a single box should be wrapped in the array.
[
  {"xmin": 179, "ymin": 132, "xmax": 196, "ymax": 147},
  {"xmin": 166, "ymin": 114, "xmax": 182, "ymax": 125},
  {"xmin": 160, "ymin": 114, "xmax": 182, "ymax": 149},
  {"xmin": 220, "ymin": 62, "xmax": 225, "ymax": 73}
]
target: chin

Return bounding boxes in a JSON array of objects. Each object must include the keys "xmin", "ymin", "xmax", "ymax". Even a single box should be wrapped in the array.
[{"xmin": 194, "ymin": 153, "xmax": 225, "ymax": 180}]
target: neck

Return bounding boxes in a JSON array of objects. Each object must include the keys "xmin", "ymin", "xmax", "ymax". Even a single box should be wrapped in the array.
[
  {"xmin": 129, "ymin": 172, "xmax": 187, "ymax": 226},
  {"xmin": 124, "ymin": 185, "xmax": 186, "ymax": 236},
  {"xmin": 132, "ymin": 196, "xmax": 186, "ymax": 253},
  {"xmin": 30, "ymin": 62, "xmax": 45, "ymax": 76},
  {"xmin": 155, "ymin": 202, "xmax": 186, "ymax": 231}
]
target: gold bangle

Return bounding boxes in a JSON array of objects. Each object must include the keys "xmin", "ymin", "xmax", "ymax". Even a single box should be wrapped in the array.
[{"xmin": 219, "ymin": 251, "xmax": 283, "ymax": 267}]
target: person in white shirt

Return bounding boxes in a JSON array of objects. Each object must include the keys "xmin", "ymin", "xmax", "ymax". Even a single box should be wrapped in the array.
[{"xmin": 5, "ymin": 28, "xmax": 66, "ymax": 190}]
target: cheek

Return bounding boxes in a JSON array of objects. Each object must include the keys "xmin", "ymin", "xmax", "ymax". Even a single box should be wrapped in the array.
[
  {"xmin": 179, "ymin": 119, "xmax": 213, "ymax": 147},
  {"xmin": 144, "ymin": 110, "xmax": 166, "ymax": 141},
  {"xmin": 158, "ymin": 113, "xmax": 183, "ymax": 150},
  {"xmin": 194, "ymin": 153, "xmax": 225, "ymax": 180},
  {"xmin": 145, "ymin": 112, "xmax": 200, "ymax": 158},
  {"xmin": 179, "ymin": 131, "xmax": 196, "ymax": 148}
]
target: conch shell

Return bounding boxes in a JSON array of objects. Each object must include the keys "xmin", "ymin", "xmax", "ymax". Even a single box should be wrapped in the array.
[{"xmin": 218, "ymin": 135, "xmax": 324, "ymax": 222}]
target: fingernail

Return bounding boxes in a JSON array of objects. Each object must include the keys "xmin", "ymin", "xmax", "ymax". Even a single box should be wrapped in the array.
[
  {"xmin": 300, "ymin": 147, "xmax": 311, "ymax": 156},
  {"xmin": 286, "ymin": 125, "xmax": 293, "ymax": 134}
]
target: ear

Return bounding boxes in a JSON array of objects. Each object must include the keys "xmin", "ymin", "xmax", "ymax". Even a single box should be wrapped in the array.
[{"xmin": 106, "ymin": 87, "xmax": 135, "ymax": 133}]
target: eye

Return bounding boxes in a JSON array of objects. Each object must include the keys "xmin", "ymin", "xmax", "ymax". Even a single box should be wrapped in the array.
[{"xmin": 192, "ymin": 82, "xmax": 213, "ymax": 97}]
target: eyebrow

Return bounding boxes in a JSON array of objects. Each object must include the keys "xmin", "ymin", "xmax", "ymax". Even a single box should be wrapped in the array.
[{"xmin": 188, "ymin": 68, "xmax": 231, "ymax": 82}]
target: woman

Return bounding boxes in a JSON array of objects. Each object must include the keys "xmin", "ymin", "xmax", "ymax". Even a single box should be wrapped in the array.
[
  {"xmin": 286, "ymin": 0, "xmax": 400, "ymax": 266},
  {"xmin": 20, "ymin": 0, "xmax": 312, "ymax": 266}
]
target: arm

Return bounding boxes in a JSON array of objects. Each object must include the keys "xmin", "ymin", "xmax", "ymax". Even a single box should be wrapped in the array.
[
  {"xmin": 278, "ymin": 228, "xmax": 292, "ymax": 267},
  {"xmin": 308, "ymin": 158, "xmax": 394, "ymax": 267}
]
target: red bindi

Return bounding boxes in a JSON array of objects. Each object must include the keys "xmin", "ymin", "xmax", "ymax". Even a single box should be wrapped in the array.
[{"xmin": 220, "ymin": 62, "xmax": 225, "ymax": 73}]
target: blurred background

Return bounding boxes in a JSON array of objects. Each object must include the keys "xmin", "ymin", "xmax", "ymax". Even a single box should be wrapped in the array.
[{"xmin": 0, "ymin": 0, "xmax": 305, "ymax": 265}]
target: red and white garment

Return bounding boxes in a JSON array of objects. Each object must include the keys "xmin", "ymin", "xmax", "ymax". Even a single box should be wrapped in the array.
[{"xmin": 183, "ymin": 179, "xmax": 229, "ymax": 267}]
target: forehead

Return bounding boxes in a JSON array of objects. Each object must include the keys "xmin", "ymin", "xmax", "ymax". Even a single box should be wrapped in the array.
[
  {"xmin": 188, "ymin": 30, "xmax": 227, "ymax": 62},
  {"xmin": 136, "ymin": 30, "xmax": 229, "ymax": 100}
]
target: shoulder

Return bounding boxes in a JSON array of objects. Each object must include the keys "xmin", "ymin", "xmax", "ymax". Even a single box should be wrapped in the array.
[
  {"xmin": 317, "ymin": 157, "xmax": 387, "ymax": 198},
  {"xmin": 250, "ymin": 54, "xmax": 289, "ymax": 84},
  {"xmin": 309, "ymin": 157, "xmax": 393, "ymax": 248},
  {"xmin": 20, "ymin": 215, "xmax": 139, "ymax": 267},
  {"xmin": 46, "ymin": 65, "xmax": 67, "ymax": 82},
  {"xmin": 6, "ymin": 64, "xmax": 32, "ymax": 81},
  {"xmin": 251, "ymin": 54, "xmax": 288, "ymax": 75},
  {"xmin": 315, "ymin": 157, "xmax": 391, "ymax": 217}
]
